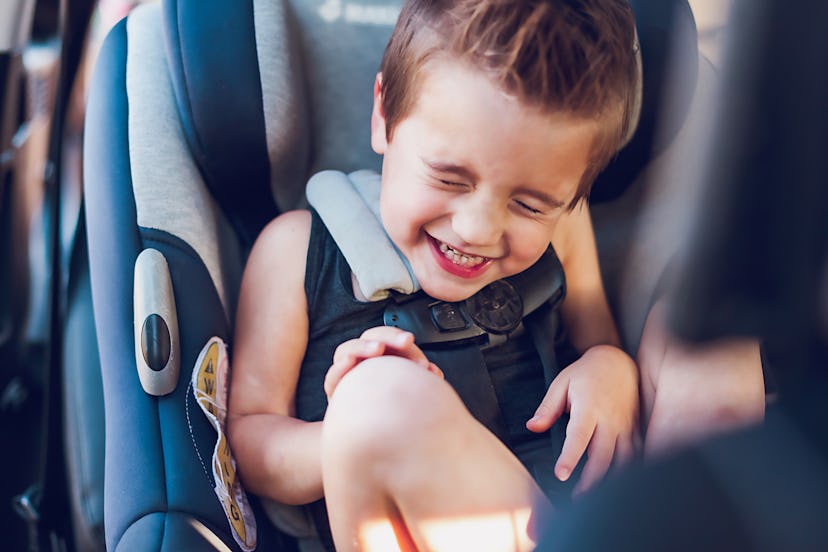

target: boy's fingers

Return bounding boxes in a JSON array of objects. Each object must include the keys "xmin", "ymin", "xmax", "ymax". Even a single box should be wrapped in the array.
[
  {"xmin": 324, "ymin": 360, "xmax": 348, "ymax": 399},
  {"xmin": 332, "ymin": 338, "xmax": 383, "ymax": 365},
  {"xmin": 427, "ymin": 362, "xmax": 444, "ymax": 379},
  {"xmin": 573, "ymin": 429, "xmax": 615, "ymax": 495},
  {"xmin": 327, "ymin": 329, "xmax": 436, "ymax": 399},
  {"xmin": 359, "ymin": 328, "xmax": 430, "ymax": 366},
  {"xmin": 526, "ymin": 375, "xmax": 568, "ymax": 433},
  {"xmin": 325, "ymin": 354, "xmax": 364, "ymax": 398},
  {"xmin": 360, "ymin": 326, "xmax": 413, "ymax": 346},
  {"xmin": 326, "ymin": 341, "xmax": 384, "ymax": 399},
  {"xmin": 554, "ymin": 408, "xmax": 594, "ymax": 482}
]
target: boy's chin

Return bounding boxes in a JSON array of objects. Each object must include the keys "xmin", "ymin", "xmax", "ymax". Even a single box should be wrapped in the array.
[{"xmin": 419, "ymin": 280, "xmax": 486, "ymax": 303}]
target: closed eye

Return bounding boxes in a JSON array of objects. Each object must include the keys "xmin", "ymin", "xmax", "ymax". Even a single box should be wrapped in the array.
[
  {"xmin": 513, "ymin": 199, "xmax": 544, "ymax": 215},
  {"xmin": 431, "ymin": 176, "xmax": 472, "ymax": 191},
  {"xmin": 439, "ymin": 178, "xmax": 466, "ymax": 187}
]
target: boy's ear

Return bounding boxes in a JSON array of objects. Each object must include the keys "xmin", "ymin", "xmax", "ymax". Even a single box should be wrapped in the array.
[{"xmin": 371, "ymin": 72, "xmax": 388, "ymax": 154}]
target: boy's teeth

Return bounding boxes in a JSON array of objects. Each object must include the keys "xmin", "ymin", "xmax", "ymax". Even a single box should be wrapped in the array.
[{"xmin": 438, "ymin": 241, "xmax": 484, "ymax": 267}]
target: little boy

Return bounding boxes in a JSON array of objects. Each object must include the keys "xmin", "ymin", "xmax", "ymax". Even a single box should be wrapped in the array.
[{"xmin": 229, "ymin": 1, "xmax": 640, "ymax": 550}]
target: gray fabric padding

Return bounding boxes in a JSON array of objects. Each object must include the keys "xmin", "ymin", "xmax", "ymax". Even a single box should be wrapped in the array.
[
  {"xmin": 254, "ymin": 0, "xmax": 310, "ymax": 211},
  {"xmin": 306, "ymin": 170, "xmax": 417, "ymax": 300},
  {"xmin": 287, "ymin": 0, "xmax": 398, "ymax": 175},
  {"xmin": 126, "ymin": 4, "xmax": 237, "ymax": 315},
  {"xmin": 592, "ymin": 56, "xmax": 720, "ymax": 352}
]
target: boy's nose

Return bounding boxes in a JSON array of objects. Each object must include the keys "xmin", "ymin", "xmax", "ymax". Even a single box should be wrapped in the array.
[{"xmin": 451, "ymin": 199, "xmax": 505, "ymax": 250}]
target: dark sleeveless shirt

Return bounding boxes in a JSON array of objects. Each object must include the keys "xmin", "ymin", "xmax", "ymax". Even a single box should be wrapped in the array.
[
  {"xmin": 296, "ymin": 210, "xmax": 567, "ymax": 471},
  {"xmin": 282, "ymin": 211, "xmax": 572, "ymax": 550}
]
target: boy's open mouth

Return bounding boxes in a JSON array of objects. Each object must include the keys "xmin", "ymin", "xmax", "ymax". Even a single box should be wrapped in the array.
[
  {"xmin": 437, "ymin": 241, "xmax": 488, "ymax": 268},
  {"xmin": 426, "ymin": 235, "xmax": 495, "ymax": 279}
]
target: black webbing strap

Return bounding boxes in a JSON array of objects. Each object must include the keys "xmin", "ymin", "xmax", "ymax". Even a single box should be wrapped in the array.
[{"xmin": 426, "ymin": 345, "xmax": 510, "ymax": 442}]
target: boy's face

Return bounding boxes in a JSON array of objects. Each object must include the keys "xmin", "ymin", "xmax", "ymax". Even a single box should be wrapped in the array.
[{"xmin": 371, "ymin": 60, "xmax": 598, "ymax": 302}]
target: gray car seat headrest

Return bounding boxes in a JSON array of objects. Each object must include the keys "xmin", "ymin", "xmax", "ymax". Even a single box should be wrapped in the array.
[
  {"xmin": 592, "ymin": 0, "xmax": 698, "ymax": 203},
  {"xmin": 162, "ymin": 0, "xmax": 399, "ymax": 248}
]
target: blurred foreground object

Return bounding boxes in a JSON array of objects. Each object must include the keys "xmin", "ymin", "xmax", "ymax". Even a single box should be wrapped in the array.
[{"xmin": 537, "ymin": 0, "xmax": 828, "ymax": 549}]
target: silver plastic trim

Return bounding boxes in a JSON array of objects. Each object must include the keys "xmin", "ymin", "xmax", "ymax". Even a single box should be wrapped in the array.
[{"xmin": 134, "ymin": 248, "xmax": 180, "ymax": 396}]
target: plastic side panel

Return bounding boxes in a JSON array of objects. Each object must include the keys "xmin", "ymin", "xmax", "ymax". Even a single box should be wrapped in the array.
[
  {"xmin": 140, "ymin": 228, "xmax": 293, "ymax": 551},
  {"xmin": 117, "ymin": 511, "xmax": 283, "ymax": 552},
  {"xmin": 83, "ymin": 19, "xmax": 169, "ymax": 551},
  {"xmin": 139, "ymin": 228, "xmax": 231, "ymax": 529}
]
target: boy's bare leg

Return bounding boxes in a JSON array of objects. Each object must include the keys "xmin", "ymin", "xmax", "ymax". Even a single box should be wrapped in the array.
[
  {"xmin": 322, "ymin": 357, "xmax": 546, "ymax": 552},
  {"xmin": 638, "ymin": 298, "xmax": 766, "ymax": 457}
]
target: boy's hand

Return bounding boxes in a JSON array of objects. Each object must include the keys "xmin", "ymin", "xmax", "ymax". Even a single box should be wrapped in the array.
[
  {"xmin": 526, "ymin": 344, "xmax": 639, "ymax": 494},
  {"xmin": 325, "ymin": 327, "xmax": 443, "ymax": 399}
]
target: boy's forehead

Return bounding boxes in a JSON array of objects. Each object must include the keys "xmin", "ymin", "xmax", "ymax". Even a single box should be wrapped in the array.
[
  {"xmin": 410, "ymin": 59, "xmax": 598, "ymax": 136},
  {"xmin": 397, "ymin": 62, "xmax": 598, "ymax": 205},
  {"xmin": 409, "ymin": 58, "xmax": 518, "ymax": 116}
]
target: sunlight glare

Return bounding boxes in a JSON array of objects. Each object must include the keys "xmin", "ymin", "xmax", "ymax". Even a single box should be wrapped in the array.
[{"xmin": 360, "ymin": 507, "xmax": 535, "ymax": 552}]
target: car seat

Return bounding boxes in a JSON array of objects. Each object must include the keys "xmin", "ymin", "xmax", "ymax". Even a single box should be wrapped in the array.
[{"xmin": 69, "ymin": 0, "xmax": 705, "ymax": 550}]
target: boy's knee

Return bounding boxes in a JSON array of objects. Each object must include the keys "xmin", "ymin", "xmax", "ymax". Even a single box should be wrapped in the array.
[{"xmin": 323, "ymin": 356, "xmax": 456, "ymax": 465}]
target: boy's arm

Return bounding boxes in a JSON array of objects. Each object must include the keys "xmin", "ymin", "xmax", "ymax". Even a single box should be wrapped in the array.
[
  {"xmin": 527, "ymin": 201, "xmax": 638, "ymax": 493},
  {"xmin": 551, "ymin": 200, "xmax": 621, "ymax": 352},
  {"xmin": 227, "ymin": 210, "xmax": 324, "ymax": 505}
]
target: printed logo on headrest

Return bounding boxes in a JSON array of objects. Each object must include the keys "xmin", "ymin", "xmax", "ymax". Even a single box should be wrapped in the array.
[{"xmin": 317, "ymin": 0, "xmax": 399, "ymax": 25}]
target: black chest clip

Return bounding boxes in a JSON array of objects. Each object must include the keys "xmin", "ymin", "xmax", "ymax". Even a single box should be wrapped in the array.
[{"xmin": 383, "ymin": 247, "xmax": 565, "ymax": 348}]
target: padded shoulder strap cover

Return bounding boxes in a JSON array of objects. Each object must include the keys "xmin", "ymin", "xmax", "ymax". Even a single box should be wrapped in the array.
[{"xmin": 306, "ymin": 169, "xmax": 419, "ymax": 300}]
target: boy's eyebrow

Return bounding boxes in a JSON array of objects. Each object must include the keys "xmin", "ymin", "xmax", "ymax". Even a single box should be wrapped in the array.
[
  {"xmin": 422, "ymin": 158, "xmax": 480, "ymax": 182},
  {"xmin": 423, "ymin": 157, "xmax": 566, "ymax": 208},
  {"xmin": 516, "ymin": 187, "xmax": 566, "ymax": 209}
]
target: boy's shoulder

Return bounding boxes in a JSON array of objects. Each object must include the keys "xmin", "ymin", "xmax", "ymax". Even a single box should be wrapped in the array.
[
  {"xmin": 258, "ymin": 209, "xmax": 313, "ymax": 245},
  {"xmin": 247, "ymin": 209, "xmax": 313, "ymax": 275}
]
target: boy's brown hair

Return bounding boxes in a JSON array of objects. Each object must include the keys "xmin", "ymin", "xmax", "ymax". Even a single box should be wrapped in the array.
[{"xmin": 379, "ymin": 0, "xmax": 639, "ymax": 206}]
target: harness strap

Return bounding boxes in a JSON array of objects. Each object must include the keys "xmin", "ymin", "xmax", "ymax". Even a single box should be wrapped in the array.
[{"xmin": 306, "ymin": 170, "xmax": 419, "ymax": 300}]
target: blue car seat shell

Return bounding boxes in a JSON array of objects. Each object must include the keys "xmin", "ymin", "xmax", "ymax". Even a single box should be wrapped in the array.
[{"xmin": 83, "ymin": 6, "xmax": 283, "ymax": 550}]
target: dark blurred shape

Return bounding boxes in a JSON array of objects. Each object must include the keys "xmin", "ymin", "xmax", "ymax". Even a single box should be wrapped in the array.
[
  {"xmin": 537, "ymin": 409, "xmax": 828, "ymax": 551},
  {"xmin": 667, "ymin": 0, "xmax": 828, "ymax": 402},
  {"xmin": 537, "ymin": 0, "xmax": 828, "ymax": 549}
]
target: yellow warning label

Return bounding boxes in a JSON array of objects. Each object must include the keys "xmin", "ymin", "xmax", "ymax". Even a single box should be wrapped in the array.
[{"xmin": 193, "ymin": 337, "xmax": 256, "ymax": 551}]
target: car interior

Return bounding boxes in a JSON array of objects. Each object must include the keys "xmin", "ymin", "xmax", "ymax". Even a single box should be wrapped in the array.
[{"xmin": 2, "ymin": 0, "xmax": 825, "ymax": 551}]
